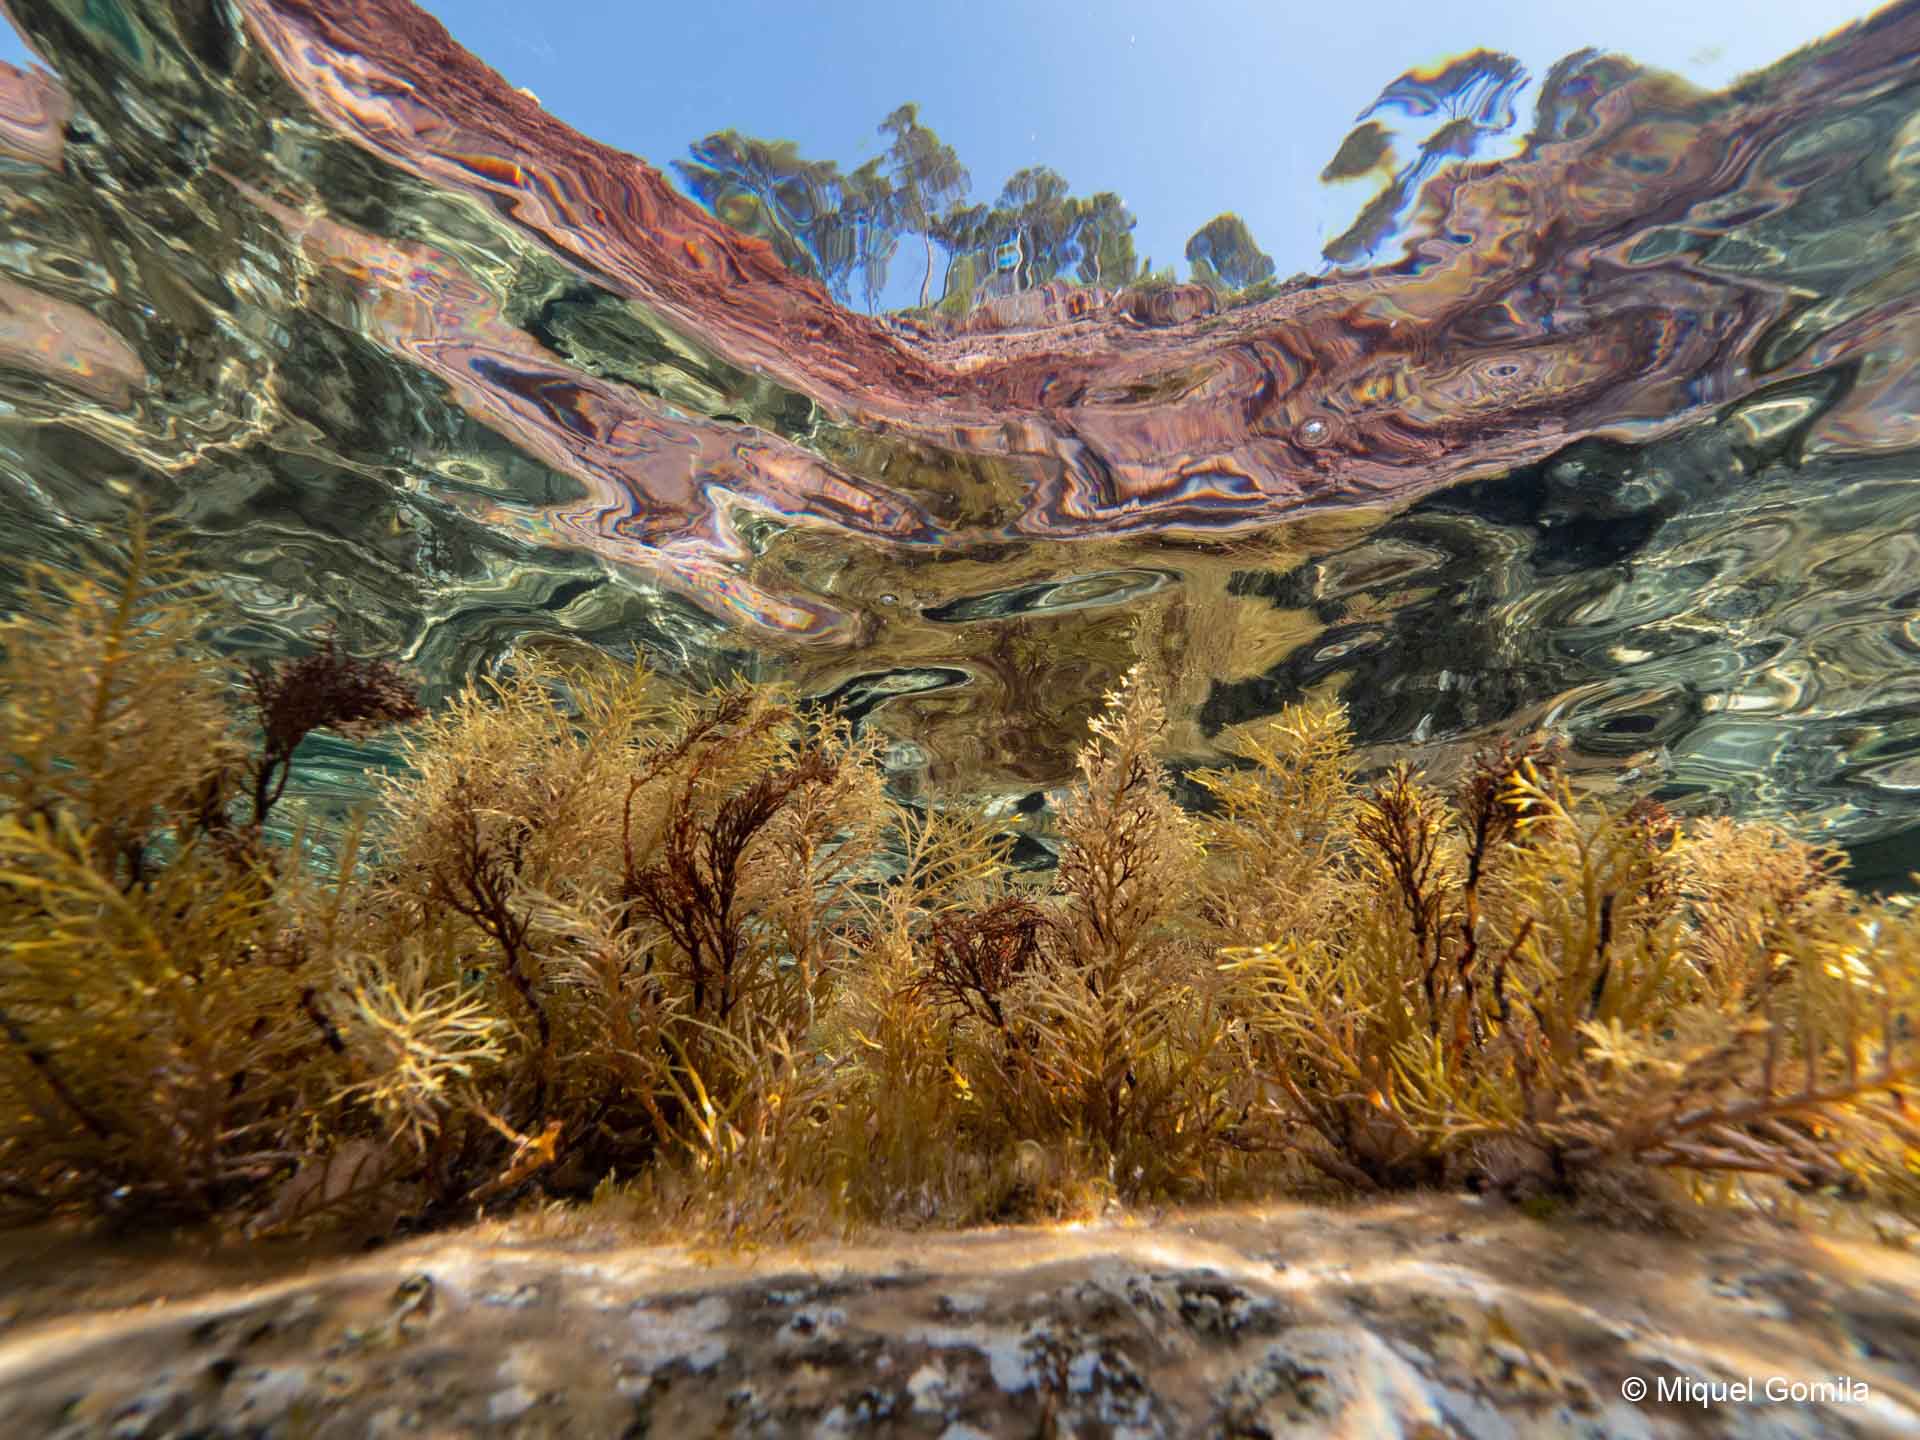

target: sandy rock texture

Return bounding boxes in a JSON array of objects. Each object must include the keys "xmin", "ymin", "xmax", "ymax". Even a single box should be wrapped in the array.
[{"xmin": 0, "ymin": 1195, "xmax": 1917, "ymax": 1438}]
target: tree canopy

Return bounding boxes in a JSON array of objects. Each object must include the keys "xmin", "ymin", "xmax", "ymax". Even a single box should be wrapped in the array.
[
  {"xmin": 881, "ymin": 104, "xmax": 970, "ymax": 310},
  {"xmin": 1317, "ymin": 48, "xmax": 1533, "ymax": 268},
  {"xmin": 673, "ymin": 104, "xmax": 1147, "ymax": 315},
  {"xmin": 672, "ymin": 131, "xmax": 840, "ymax": 281},
  {"xmin": 673, "ymin": 50, "xmax": 1609, "ymax": 310},
  {"xmin": 1320, "ymin": 121, "xmax": 1396, "ymax": 183},
  {"xmin": 1184, "ymin": 213, "xmax": 1276, "ymax": 291},
  {"xmin": 1072, "ymin": 192, "xmax": 1139, "ymax": 289}
]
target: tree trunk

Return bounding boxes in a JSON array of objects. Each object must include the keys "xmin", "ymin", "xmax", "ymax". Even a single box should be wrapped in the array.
[
  {"xmin": 919, "ymin": 231, "xmax": 934, "ymax": 311},
  {"xmin": 938, "ymin": 245, "xmax": 958, "ymax": 307}
]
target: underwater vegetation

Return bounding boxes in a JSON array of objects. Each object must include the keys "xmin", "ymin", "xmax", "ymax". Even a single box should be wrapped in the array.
[{"xmin": 3, "ymin": 516, "xmax": 1919, "ymax": 1243}]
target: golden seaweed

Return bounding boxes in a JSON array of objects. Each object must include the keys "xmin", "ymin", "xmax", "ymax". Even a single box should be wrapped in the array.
[{"xmin": 3, "ymin": 530, "xmax": 1918, "ymax": 1238}]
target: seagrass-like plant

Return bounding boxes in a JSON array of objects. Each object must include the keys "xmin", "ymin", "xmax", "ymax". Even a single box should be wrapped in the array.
[
  {"xmin": 947, "ymin": 668, "xmax": 1248, "ymax": 1200},
  {"xmin": 1193, "ymin": 691, "xmax": 1358, "ymax": 950},
  {"xmin": 0, "ymin": 514, "xmax": 423, "ymax": 1220},
  {"xmin": 1476, "ymin": 761, "xmax": 1920, "ymax": 1190},
  {"xmin": 0, "ymin": 515, "xmax": 243, "ymax": 884},
  {"xmin": 5, "ymin": 519, "xmax": 1920, "ymax": 1239},
  {"xmin": 356, "ymin": 655, "xmax": 896, "ymax": 1217},
  {"xmin": 1222, "ymin": 725, "xmax": 1920, "ymax": 1204}
]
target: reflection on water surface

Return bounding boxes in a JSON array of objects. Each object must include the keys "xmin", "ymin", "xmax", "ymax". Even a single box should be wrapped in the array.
[{"xmin": 0, "ymin": 0, "xmax": 1918, "ymax": 881}]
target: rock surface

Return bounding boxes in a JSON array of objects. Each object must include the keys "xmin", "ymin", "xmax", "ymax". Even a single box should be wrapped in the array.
[
  {"xmin": 1, "ymin": 1195, "xmax": 1917, "ymax": 1437},
  {"xmin": 239, "ymin": 0, "xmax": 1920, "ymax": 509}
]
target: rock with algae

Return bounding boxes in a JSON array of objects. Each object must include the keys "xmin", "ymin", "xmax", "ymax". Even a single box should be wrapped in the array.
[{"xmin": 1, "ymin": 1197, "xmax": 1917, "ymax": 1438}]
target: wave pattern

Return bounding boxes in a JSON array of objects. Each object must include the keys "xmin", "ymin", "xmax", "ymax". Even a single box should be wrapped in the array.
[{"xmin": 1, "ymin": 0, "xmax": 1919, "ymax": 873}]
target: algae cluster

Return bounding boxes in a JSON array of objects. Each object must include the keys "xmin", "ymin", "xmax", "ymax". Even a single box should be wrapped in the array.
[{"xmin": 3, "ymin": 510, "xmax": 1918, "ymax": 1243}]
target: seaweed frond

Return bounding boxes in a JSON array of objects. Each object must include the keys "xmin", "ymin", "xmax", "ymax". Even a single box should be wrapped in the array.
[
  {"xmin": 4, "ymin": 521, "xmax": 1917, "ymax": 1238},
  {"xmin": 1192, "ymin": 691, "xmax": 1357, "ymax": 948},
  {"xmin": 246, "ymin": 627, "xmax": 425, "ymax": 828},
  {"xmin": 0, "ymin": 508, "xmax": 241, "ymax": 885}
]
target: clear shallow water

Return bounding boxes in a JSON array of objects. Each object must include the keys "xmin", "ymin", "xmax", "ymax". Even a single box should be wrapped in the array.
[{"xmin": 0, "ymin": 0, "xmax": 1918, "ymax": 882}]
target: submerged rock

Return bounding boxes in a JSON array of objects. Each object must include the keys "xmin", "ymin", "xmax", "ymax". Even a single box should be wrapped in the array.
[
  {"xmin": 1118, "ymin": 283, "xmax": 1218, "ymax": 328},
  {"xmin": 0, "ymin": 1196, "xmax": 1915, "ymax": 1437}
]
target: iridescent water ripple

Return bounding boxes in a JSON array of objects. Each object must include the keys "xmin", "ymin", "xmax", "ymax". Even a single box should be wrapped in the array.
[{"xmin": 0, "ymin": 0, "xmax": 1918, "ymax": 880}]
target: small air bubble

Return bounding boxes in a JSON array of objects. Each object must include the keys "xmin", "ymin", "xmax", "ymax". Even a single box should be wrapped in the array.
[{"xmin": 1297, "ymin": 418, "xmax": 1331, "ymax": 447}]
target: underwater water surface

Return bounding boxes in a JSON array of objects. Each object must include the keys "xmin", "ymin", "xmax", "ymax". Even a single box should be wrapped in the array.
[{"xmin": 0, "ymin": 0, "xmax": 1918, "ymax": 882}]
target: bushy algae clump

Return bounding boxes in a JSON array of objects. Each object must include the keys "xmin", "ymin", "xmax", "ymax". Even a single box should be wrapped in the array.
[{"xmin": 3, "ymin": 515, "xmax": 1919, "ymax": 1241}]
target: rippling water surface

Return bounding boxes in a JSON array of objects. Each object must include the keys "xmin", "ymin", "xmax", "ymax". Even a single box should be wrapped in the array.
[{"xmin": 2, "ymin": 0, "xmax": 1919, "ymax": 881}]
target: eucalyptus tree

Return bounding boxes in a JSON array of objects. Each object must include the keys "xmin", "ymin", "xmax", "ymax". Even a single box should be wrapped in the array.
[
  {"xmin": 807, "ymin": 196, "xmax": 860, "ymax": 305},
  {"xmin": 1528, "ymin": 49, "xmax": 1635, "ymax": 146},
  {"xmin": 1363, "ymin": 48, "xmax": 1527, "ymax": 129},
  {"xmin": 1072, "ymin": 192, "xmax": 1139, "ymax": 288},
  {"xmin": 1319, "ymin": 121, "xmax": 1396, "ymax": 182},
  {"xmin": 929, "ymin": 201, "xmax": 991, "ymax": 310},
  {"xmin": 1321, "ymin": 181, "xmax": 1408, "ymax": 267},
  {"xmin": 1185, "ymin": 212, "xmax": 1276, "ymax": 291},
  {"xmin": 673, "ymin": 131, "xmax": 841, "ymax": 280},
  {"xmin": 841, "ymin": 156, "xmax": 900, "ymax": 314},
  {"xmin": 1319, "ymin": 51, "xmax": 1528, "ymax": 268},
  {"xmin": 880, "ymin": 104, "xmax": 972, "ymax": 310},
  {"xmin": 998, "ymin": 167, "xmax": 1076, "ymax": 289}
]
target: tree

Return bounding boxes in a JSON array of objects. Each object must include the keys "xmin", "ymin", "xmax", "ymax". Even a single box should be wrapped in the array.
[
  {"xmin": 1072, "ymin": 192, "xmax": 1138, "ymax": 288},
  {"xmin": 1184, "ymin": 213, "xmax": 1275, "ymax": 291},
  {"xmin": 1360, "ymin": 49, "xmax": 1527, "ymax": 129},
  {"xmin": 1320, "ymin": 121, "xmax": 1397, "ymax": 182},
  {"xmin": 880, "ymin": 104, "xmax": 972, "ymax": 311},
  {"xmin": 1528, "ymin": 49, "xmax": 1636, "ymax": 147},
  {"xmin": 998, "ymin": 167, "xmax": 1077, "ymax": 289},
  {"xmin": 1422, "ymin": 116, "xmax": 1486, "ymax": 163},
  {"xmin": 673, "ymin": 131, "xmax": 841, "ymax": 281},
  {"xmin": 1321, "ymin": 179, "xmax": 1409, "ymax": 267},
  {"xmin": 674, "ymin": 124, "xmax": 1189, "ymax": 314},
  {"xmin": 841, "ymin": 156, "xmax": 899, "ymax": 314},
  {"xmin": 1317, "ymin": 56, "xmax": 1525, "ymax": 270},
  {"xmin": 929, "ymin": 201, "xmax": 991, "ymax": 311}
]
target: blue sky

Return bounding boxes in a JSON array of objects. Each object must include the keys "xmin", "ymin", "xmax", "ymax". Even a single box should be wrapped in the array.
[{"xmin": 0, "ymin": 0, "xmax": 1888, "ymax": 306}]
